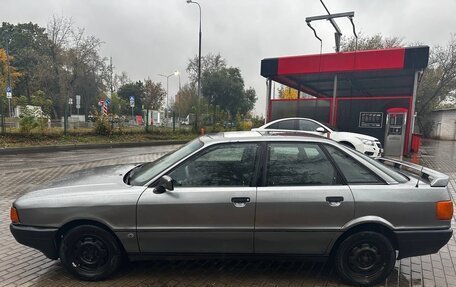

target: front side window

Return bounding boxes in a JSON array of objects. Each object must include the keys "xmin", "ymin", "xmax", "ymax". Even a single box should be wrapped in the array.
[
  {"xmin": 169, "ymin": 143, "xmax": 259, "ymax": 187},
  {"xmin": 267, "ymin": 143, "xmax": 340, "ymax": 186},
  {"xmin": 324, "ymin": 145, "xmax": 383, "ymax": 184},
  {"xmin": 129, "ymin": 138, "xmax": 203, "ymax": 186},
  {"xmin": 268, "ymin": 120, "xmax": 296, "ymax": 130}
]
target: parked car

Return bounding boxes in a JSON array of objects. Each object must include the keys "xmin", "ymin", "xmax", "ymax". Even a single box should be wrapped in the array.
[
  {"xmin": 10, "ymin": 131, "xmax": 453, "ymax": 285},
  {"xmin": 252, "ymin": 117, "xmax": 383, "ymax": 157},
  {"xmin": 223, "ymin": 120, "xmax": 235, "ymax": 128}
]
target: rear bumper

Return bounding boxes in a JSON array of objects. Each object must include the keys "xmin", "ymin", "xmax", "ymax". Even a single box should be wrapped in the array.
[
  {"xmin": 10, "ymin": 224, "xmax": 59, "ymax": 260},
  {"xmin": 395, "ymin": 228, "xmax": 453, "ymax": 259}
]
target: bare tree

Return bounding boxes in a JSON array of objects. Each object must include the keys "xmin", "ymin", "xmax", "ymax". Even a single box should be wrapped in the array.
[
  {"xmin": 341, "ymin": 33, "xmax": 404, "ymax": 52},
  {"xmin": 46, "ymin": 16, "xmax": 73, "ymax": 118},
  {"xmin": 416, "ymin": 35, "xmax": 456, "ymax": 135},
  {"xmin": 186, "ymin": 53, "xmax": 226, "ymax": 85}
]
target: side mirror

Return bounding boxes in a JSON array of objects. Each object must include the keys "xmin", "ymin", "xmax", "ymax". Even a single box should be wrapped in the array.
[
  {"xmin": 315, "ymin": 127, "xmax": 326, "ymax": 133},
  {"xmin": 153, "ymin": 175, "xmax": 174, "ymax": 194}
]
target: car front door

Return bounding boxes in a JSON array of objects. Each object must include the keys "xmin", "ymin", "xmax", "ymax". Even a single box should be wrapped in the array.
[
  {"xmin": 137, "ymin": 142, "xmax": 260, "ymax": 254},
  {"xmin": 255, "ymin": 142, "xmax": 354, "ymax": 255}
]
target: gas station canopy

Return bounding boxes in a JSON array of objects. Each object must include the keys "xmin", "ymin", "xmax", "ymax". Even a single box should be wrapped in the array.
[{"xmin": 261, "ymin": 46, "xmax": 429, "ymax": 98}]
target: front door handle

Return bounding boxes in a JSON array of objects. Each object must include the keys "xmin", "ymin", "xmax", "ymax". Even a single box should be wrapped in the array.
[
  {"xmin": 231, "ymin": 197, "xmax": 250, "ymax": 208},
  {"xmin": 231, "ymin": 197, "xmax": 250, "ymax": 203},
  {"xmin": 326, "ymin": 196, "xmax": 344, "ymax": 207}
]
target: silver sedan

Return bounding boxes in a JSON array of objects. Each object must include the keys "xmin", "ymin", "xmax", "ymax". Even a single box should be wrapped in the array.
[{"xmin": 10, "ymin": 131, "xmax": 453, "ymax": 286}]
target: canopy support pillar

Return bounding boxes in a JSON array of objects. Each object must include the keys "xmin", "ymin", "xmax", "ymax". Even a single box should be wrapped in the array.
[{"xmin": 331, "ymin": 74, "xmax": 338, "ymax": 126}]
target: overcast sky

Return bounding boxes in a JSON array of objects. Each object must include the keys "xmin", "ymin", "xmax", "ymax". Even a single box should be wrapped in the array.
[{"xmin": 2, "ymin": 0, "xmax": 456, "ymax": 116}]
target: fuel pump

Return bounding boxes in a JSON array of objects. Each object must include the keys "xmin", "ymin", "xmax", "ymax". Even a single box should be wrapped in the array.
[{"xmin": 384, "ymin": 108, "xmax": 408, "ymax": 157}]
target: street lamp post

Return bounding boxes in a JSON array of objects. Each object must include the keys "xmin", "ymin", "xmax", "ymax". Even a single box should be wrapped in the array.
[
  {"xmin": 187, "ymin": 0, "xmax": 202, "ymax": 130},
  {"xmin": 158, "ymin": 71, "xmax": 179, "ymax": 125}
]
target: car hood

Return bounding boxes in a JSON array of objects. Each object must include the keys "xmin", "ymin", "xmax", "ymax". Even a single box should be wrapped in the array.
[
  {"xmin": 42, "ymin": 164, "xmax": 137, "ymax": 189},
  {"xmin": 333, "ymin": 131, "xmax": 379, "ymax": 141},
  {"xmin": 15, "ymin": 164, "xmax": 138, "ymax": 205}
]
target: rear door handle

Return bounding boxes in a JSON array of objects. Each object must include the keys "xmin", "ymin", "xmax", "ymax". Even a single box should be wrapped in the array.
[{"xmin": 326, "ymin": 196, "xmax": 344, "ymax": 207}]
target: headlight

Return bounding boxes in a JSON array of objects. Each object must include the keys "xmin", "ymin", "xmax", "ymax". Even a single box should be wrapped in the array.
[{"xmin": 358, "ymin": 138, "xmax": 374, "ymax": 146}]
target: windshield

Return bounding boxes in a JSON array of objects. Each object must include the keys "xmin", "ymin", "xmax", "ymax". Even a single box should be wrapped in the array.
[{"xmin": 129, "ymin": 138, "xmax": 204, "ymax": 186}]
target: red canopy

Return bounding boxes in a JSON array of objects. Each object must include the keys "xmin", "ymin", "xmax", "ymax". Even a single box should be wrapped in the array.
[{"xmin": 261, "ymin": 46, "xmax": 429, "ymax": 98}]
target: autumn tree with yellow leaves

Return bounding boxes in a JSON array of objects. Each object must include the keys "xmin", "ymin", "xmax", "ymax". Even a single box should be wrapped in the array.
[
  {"xmin": 277, "ymin": 86, "xmax": 299, "ymax": 99},
  {"xmin": 0, "ymin": 48, "xmax": 21, "ymax": 96}
]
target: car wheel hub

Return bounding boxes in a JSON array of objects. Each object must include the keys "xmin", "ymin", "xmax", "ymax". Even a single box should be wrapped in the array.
[
  {"xmin": 73, "ymin": 236, "xmax": 108, "ymax": 269},
  {"xmin": 348, "ymin": 243, "xmax": 382, "ymax": 274}
]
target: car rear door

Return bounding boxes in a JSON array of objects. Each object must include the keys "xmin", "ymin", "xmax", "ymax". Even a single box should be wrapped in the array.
[
  {"xmin": 136, "ymin": 142, "xmax": 260, "ymax": 254},
  {"xmin": 254, "ymin": 141, "xmax": 354, "ymax": 255}
]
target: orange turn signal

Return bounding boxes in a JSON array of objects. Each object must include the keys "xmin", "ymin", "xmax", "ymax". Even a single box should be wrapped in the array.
[
  {"xmin": 436, "ymin": 201, "xmax": 454, "ymax": 220},
  {"xmin": 10, "ymin": 207, "xmax": 19, "ymax": 224}
]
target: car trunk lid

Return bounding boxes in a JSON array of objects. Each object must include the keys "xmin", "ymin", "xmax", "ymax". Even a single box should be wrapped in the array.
[{"xmin": 378, "ymin": 158, "xmax": 449, "ymax": 187}]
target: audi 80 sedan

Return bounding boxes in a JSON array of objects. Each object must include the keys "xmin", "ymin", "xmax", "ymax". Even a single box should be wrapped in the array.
[{"xmin": 10, "ymin": 131, "xmax": 453, "ymax": 286}]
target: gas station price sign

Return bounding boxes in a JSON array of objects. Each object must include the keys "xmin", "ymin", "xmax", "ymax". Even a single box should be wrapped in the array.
[{"xmin": 359, "ymin": 112, "xmax": 383, "ymax": 128}]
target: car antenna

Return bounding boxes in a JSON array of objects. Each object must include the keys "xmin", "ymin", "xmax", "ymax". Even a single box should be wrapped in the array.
[{"xmin": 416, "ymin": 166, "xmax": 424, "ymax": 188}]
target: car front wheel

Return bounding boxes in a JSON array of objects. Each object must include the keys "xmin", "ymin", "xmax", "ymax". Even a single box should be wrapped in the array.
[
  {"xmin": 335, "ymin": 231, "xmax": 396, "ymax": 286},
  {"xmin": 59, "ymin": 225, "xmax": 122, "ymax": 281}
]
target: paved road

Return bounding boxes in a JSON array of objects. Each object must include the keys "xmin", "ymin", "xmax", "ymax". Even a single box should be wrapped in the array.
[{"xmin": 0, "ymin": 140, "xmax": 455, "ymax": 287}]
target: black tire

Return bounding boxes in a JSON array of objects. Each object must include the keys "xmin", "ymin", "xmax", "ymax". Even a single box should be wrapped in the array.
[
  {"xmin": 334, "ymin": 231, "xmax": 396, "ymax": 286},
  {"xmin": 59, "ymin": 225, "xmax": 122, "ymax": 281}
]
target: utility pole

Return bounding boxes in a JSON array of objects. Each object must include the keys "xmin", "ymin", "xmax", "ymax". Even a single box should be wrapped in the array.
[
  {"xmin": 6, "ymin": 38, "xmax": 12, "ymax": 118},
  {"xmin": 187, "ymin": 0, "xmax": 202, "ymax": 129}
]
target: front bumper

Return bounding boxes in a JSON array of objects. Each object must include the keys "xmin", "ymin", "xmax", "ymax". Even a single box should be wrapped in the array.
[
  {"xmin": 363, "ymin": 144, "xmax": 383, "ymax": 157},
  {"xmin": 395, "ymin": 228, "xmax": 453, "ymax": 259},
  {"xmin": 10, "ymin": 224, "xmax": 59, "ymax": 260}
]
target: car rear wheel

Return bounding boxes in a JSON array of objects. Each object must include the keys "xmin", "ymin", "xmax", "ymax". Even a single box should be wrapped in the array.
[
  {"xmin": 59, "ymin": 225, "xmax": 122, "ymax": 281},
  {"xmin": 335, "ymin": 231, "xmax": 396, "ymax": 286}
]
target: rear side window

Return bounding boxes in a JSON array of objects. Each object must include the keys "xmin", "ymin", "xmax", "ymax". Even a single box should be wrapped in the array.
[
  {"xmin": 324, "ymin": 145, "xmax": 383, "ymax": 184},
  {"xmin": 268, "ymin": 120, "xmax": 296, "ymax": 130},
  {"xmin": 298, "ymin": 119, "xmax": 320, "ymax": 131},
  {"xmin": 266, "ymin": 143, "xmax": 340, "ymax": 186}
]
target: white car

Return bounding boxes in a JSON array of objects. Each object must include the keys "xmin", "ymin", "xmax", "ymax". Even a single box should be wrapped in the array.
[{"xmin": 252, "ymin": 117, "xmax": 383, "ymax": 157}]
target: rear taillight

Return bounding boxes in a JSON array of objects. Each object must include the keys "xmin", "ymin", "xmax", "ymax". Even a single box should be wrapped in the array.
[
  {"xmin": 10, "ymin": 207, "xmax": 20, "ymax": 224},
  {"xmin": 436, "ymin": 201, "xmax": 454, "ymax": 220}
]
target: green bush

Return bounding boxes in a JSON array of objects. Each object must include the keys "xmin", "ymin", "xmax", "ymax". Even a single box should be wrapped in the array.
[
  {"xmin": 19, "ymin": 115, "xmax": 39, "ymax": 133},
  {"xmin": 93, "ymin": 115, "xmax": 113, "ymax": 136}
]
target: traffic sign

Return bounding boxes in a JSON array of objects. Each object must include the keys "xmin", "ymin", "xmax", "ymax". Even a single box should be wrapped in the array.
[
  {"xmin": 105, "ymin": 97, "xmax": 111, "ymax": 106},
  {"xmin": 6, "ymin": 87, "xmax": 12, "ymax": 99},
  {"xmin": 129, "ymin": 96, "xmax": 135, "ymax": 108},
  {"xmin": 76, "ymin": 95, "xmax": 81, "ymax": 110},
  {"xmin": 98, "ymin": 99, "xmax": 104, "ymax": 107}
]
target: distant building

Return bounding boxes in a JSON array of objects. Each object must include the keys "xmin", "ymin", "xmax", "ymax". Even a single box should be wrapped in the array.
[
  {"xmin": 14, "ymin": 105, "xmax": 45, "ymax": 118},
  {"xmin": 426, "ymin": 108, "xmax": 456, "ymax": 140}
]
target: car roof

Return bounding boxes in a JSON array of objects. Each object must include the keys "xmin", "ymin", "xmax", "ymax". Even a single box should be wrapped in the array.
[{"xmin": 200, "ymin": 131, "xmax": 331, "ymax": 144}]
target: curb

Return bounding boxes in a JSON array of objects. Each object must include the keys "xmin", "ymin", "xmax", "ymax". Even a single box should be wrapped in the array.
[{"xmin": 0, "ymin": 140, "xmax": 188, "ymax": 155}]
